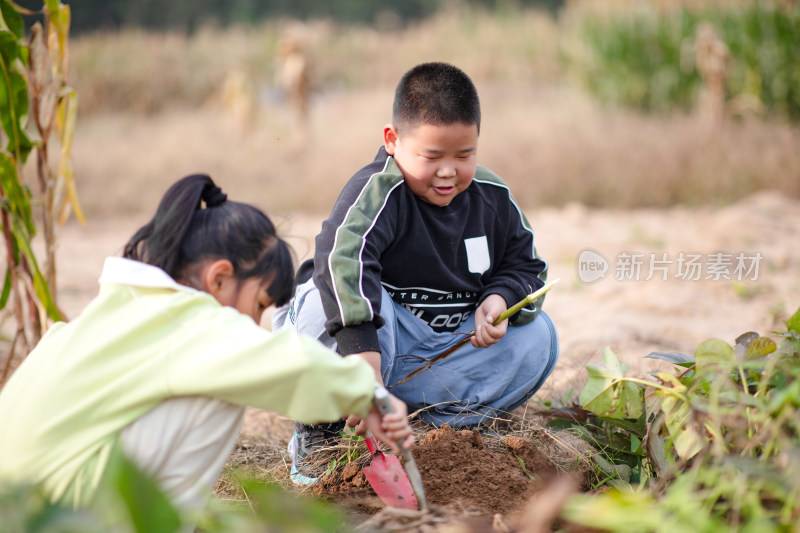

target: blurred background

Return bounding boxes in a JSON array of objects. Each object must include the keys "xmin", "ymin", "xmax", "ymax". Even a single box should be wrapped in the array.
[
  {"xmin": 4, "ymin": 0, "xmax": 800, "ymax": 420},
  {"xmin": 16, "ymin": 0, "xmax": 800, "ymax": 219},
  {"xmin": 2, "ymin": 3, "xmax": 798, "ymax": 524}
]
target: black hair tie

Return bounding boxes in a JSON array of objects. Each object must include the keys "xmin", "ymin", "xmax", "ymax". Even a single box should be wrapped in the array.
[{"xmin": 202, "ymin": 185, "xmax": 228, "ymax": 208}]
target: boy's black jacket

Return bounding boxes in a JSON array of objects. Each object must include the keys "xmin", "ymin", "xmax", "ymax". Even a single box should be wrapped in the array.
[{"xmin": 312, "ymin": 146, "xmax": 548, "ymax": 356}]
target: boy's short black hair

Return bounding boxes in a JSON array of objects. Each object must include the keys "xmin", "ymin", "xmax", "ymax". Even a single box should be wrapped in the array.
[{"xmin": 392, "ymin": 62, "xmax": 481, "ymax": 133}]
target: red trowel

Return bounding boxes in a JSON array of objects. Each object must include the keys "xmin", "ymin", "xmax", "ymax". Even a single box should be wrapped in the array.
[{"xmin": 362, "ymin": 433, "xmax": 418, "ymax": 509}]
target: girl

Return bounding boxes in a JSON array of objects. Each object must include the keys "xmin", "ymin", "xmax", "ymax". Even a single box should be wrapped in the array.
[{"xmin": 0, "ymin": 174, "xmax": 412, "ymax": 516}]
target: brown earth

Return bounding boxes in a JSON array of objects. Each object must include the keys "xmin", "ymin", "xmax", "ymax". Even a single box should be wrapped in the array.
[
  {"xmin": 295, "ymin": 425, "xmax": 594, "ymax": 532},
  {"xmin": 314, "ymin": 428, "xmax": 555, "ymax": 516}
]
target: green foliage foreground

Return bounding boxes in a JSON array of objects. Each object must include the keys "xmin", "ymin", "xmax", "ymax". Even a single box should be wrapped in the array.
[
  {"xmin": 0, "ymin": 451, "xmax": 350, "ymax": 533},
  {"xmin": 563, "ymin": 306, "xmax": 800, "ymax": 532}
]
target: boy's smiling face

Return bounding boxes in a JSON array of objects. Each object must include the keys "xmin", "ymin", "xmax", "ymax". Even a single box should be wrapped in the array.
[{"xmin": 384, "ymin": 121, "xmax": 479, "ymax": 207}]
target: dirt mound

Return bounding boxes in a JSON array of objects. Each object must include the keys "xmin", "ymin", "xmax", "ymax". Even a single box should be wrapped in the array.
[
  {"xmin": 312, "ymin": 425, "xmax": 591, "ymax": 529},
  {"xmin": 306, "ymin": 425, "xmax": 596, "ymax": 532},
  {"xmin": 415, "ymin": 427, "xmax": 543, "ymax": 515}
]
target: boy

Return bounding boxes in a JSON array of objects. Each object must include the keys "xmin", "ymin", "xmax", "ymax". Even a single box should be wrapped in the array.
[{"xmin": 275, "ymin": 62, "xmax": 558, "ymax": 484}]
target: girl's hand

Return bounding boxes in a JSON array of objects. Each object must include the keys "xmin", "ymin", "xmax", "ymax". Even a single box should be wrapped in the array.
[
  {"xmin": 472, "ymin": 294, "xmax": 508, "ymax": 348},
  {"xmin": 363, "ymin": 394, "xmax": 414, "ymax": 452},
  {"xmin": 345, "ymin": 413, "xmax": 365, "ymax": 434}
]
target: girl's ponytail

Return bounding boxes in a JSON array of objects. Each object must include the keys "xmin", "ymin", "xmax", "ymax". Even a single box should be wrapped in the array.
[
  {"xmin": 124, "ymin": 174, "xmax": 214, "ymax": 275},
  {"xmin": 123, "ymin": 174, "xmax": 295, "ymax": 306},
  {"xmin": 201, "ymin": 183, "xmax": 227, "ymax": 208}
]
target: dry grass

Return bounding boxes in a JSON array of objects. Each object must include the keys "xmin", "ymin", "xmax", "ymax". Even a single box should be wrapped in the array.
[
  {"xmin": 214, "ymin": 410, "xmax": 296, "ymax": 500},
  {"xmin": 67, "ymin": 7, "xmax": 561, "ymax": 114},
  {"xmin": 51, "ymin": 81, "xmax": 800, "ymax": 225},
  {"xmin": 54, "ymin": 4, "xmax": 800, "ymax": 218}
]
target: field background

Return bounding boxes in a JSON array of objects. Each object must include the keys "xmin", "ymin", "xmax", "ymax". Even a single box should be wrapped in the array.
[
  {"xmin": 35, "ymin": 0, "xmax": 799, "ymax": 398},
  {"xmin": 62, "ymin": 1, "xmax": 800, "ymax": 217}
]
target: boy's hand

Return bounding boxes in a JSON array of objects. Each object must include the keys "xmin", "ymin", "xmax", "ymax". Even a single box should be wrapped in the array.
[
  {"xmin": 472, "ymin": 294, "xmax": 508, "ymax": 348},
  {"xmin": 348, "ymin": 394, "xmax": 414, "ymax": 453}
]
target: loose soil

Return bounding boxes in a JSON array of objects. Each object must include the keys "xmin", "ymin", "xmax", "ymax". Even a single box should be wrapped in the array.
[
  {"xmin": 302, "ymin": 425, "xmax": 593, "ymax": 532},
  {"xmin": 315, "ymin": 427, "xmax": 554, "ymax": 515}
]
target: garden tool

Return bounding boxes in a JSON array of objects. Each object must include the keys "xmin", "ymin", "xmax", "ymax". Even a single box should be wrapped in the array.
[
  {"xmin": 362, "ymin": 433, "xmax": 418, "ymax": 509},
  {"xmin": 372, "ymin": 386, "xmax": 429, "ymax": 510},
  {"xmin": 390, "ymin": 278, "xmax": 560, "ymax": 388}
]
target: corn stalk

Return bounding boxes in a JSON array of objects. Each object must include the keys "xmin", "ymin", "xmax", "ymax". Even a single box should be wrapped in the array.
[{"xmin": 0, "ymin": 0, "xmax": 82, "ymax": 385}]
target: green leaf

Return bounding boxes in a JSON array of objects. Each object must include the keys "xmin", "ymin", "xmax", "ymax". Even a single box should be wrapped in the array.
[
  {"xmin": 744, "ymin": 336, "xmax": 777, "ymax": 360},
  {"xmin": 599, "ymin": 413, "xmax": 647, "ymax": 439},
  {"xmin": 654, "ymin": 372, "xmax": 687, "ymax": 392},
  {"xmin": 0, "ymin": 267, "xmax": 10, "ymax": 309},
  {"xmin": 786, "ymin": 306, "xmax": 800, "ymax": 335},
  {"xmin": 516, "ymin": 455, "xmax": 537, "ymax": 480},
  {"xmin": 694, "ymin": 338, "xmax": 735, "ymax": 371},
  {"xmin": 0, "ymin": 0, "xmax": 25, "ymax": 38},
  {"xmin": 654, "ymin": 373, "xmax": 704, "ymax": 460},
  {"xmin": 236, "ymin": 478, "xmax": 348, "ymax": 531},
  {"xmin": 661, "ymin": 396, "xmax": 703, "ymax": 460},
  {"xmin": 734, "ymin": 331, "xmax": 759, "ymax": 360},
  {"xmin": 0, "ymin": 483, "xmax": 107, "ymax": 532},
  {"xmin": 580, "ymin": 347, "xmax": 643, "ymax": 419},
  {"xmin": 0, "ymin": 30, "xmax": 33, "ymax": 162},
  {"xmin": 105, "ymin": 450, "xmax": 182, "ymax": 533},
  {"xmin": 600, "ymin": 345, "xmax": 628, "ymax": 375},
  {"xmin": 325, "ymin": 458, "xmax": 337, "ymax": 477},
  {"xmin": 10, "ymin": 215, "xmax": 60, "ymax": 321},
  {"xmin": 0, "ymin": 150, "xmax": 33, "ymax": 231},
  {"xmin": 630, "ymin": 434, "xmax": 642, "ymax": 453},
  {"xmin": 766, "ymin": 381, "xmax": 800, "ymax": 412},
  {"xmin": 562, "ymin": 490, "xmax": 661, "ymax": 531}
]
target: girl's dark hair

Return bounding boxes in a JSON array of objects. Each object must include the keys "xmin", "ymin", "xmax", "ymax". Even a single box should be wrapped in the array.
[
  {"xmin": 392, "ymin": 62, "xmax": 481, "ymax": 134},
  {"xmin": 123, "ymin": 174, "xmax": 294, "ymax": 306}
]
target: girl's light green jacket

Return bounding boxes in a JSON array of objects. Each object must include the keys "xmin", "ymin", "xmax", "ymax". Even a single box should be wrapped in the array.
[{"xmin": 0, "ymin": 257, "xmax": 375, "ymax": 507}]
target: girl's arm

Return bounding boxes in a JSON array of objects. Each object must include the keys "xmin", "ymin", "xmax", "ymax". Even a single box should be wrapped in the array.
[{"xmin": 165, "ymin": 308, "xmax": 377, "ymax": 424}]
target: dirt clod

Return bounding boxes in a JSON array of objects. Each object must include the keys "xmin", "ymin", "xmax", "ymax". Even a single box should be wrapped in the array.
[{"xmin": 413, "ymin": 426, "xmax": 539, "ymax": 516}]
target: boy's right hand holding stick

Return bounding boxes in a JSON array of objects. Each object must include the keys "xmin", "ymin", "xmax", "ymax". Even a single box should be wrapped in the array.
[{"xmin": 471, "ymin": 294, "xmax": 509, "ymax": 348}]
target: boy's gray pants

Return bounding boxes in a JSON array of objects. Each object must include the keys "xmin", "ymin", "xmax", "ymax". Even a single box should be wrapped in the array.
[{"xmin": 273, "ymin": 279, "xmax": 559, "ymax": 427}]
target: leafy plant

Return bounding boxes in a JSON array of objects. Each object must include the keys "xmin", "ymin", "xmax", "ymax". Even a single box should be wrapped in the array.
[
  {"xmin": 560, "ymin": 306, "xmax": 800, "ymax": 531},
  {"xmin": 562, "ymin": 3, "xmax": 800, "ymax": 120},
  {"xmin": 1, "ymin": 0, "xmax": 82, "ymax": 384},
  {"xmin": 0, "ymin": 451, "xmax": 351, "ymax": 533},
  {"xmin": 0, "ymin": 483, "xmax": 107, "ymax": 533},
  {"xmin": 324, "ymin": 427, "xmax": 364, "ymax": 477}
]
